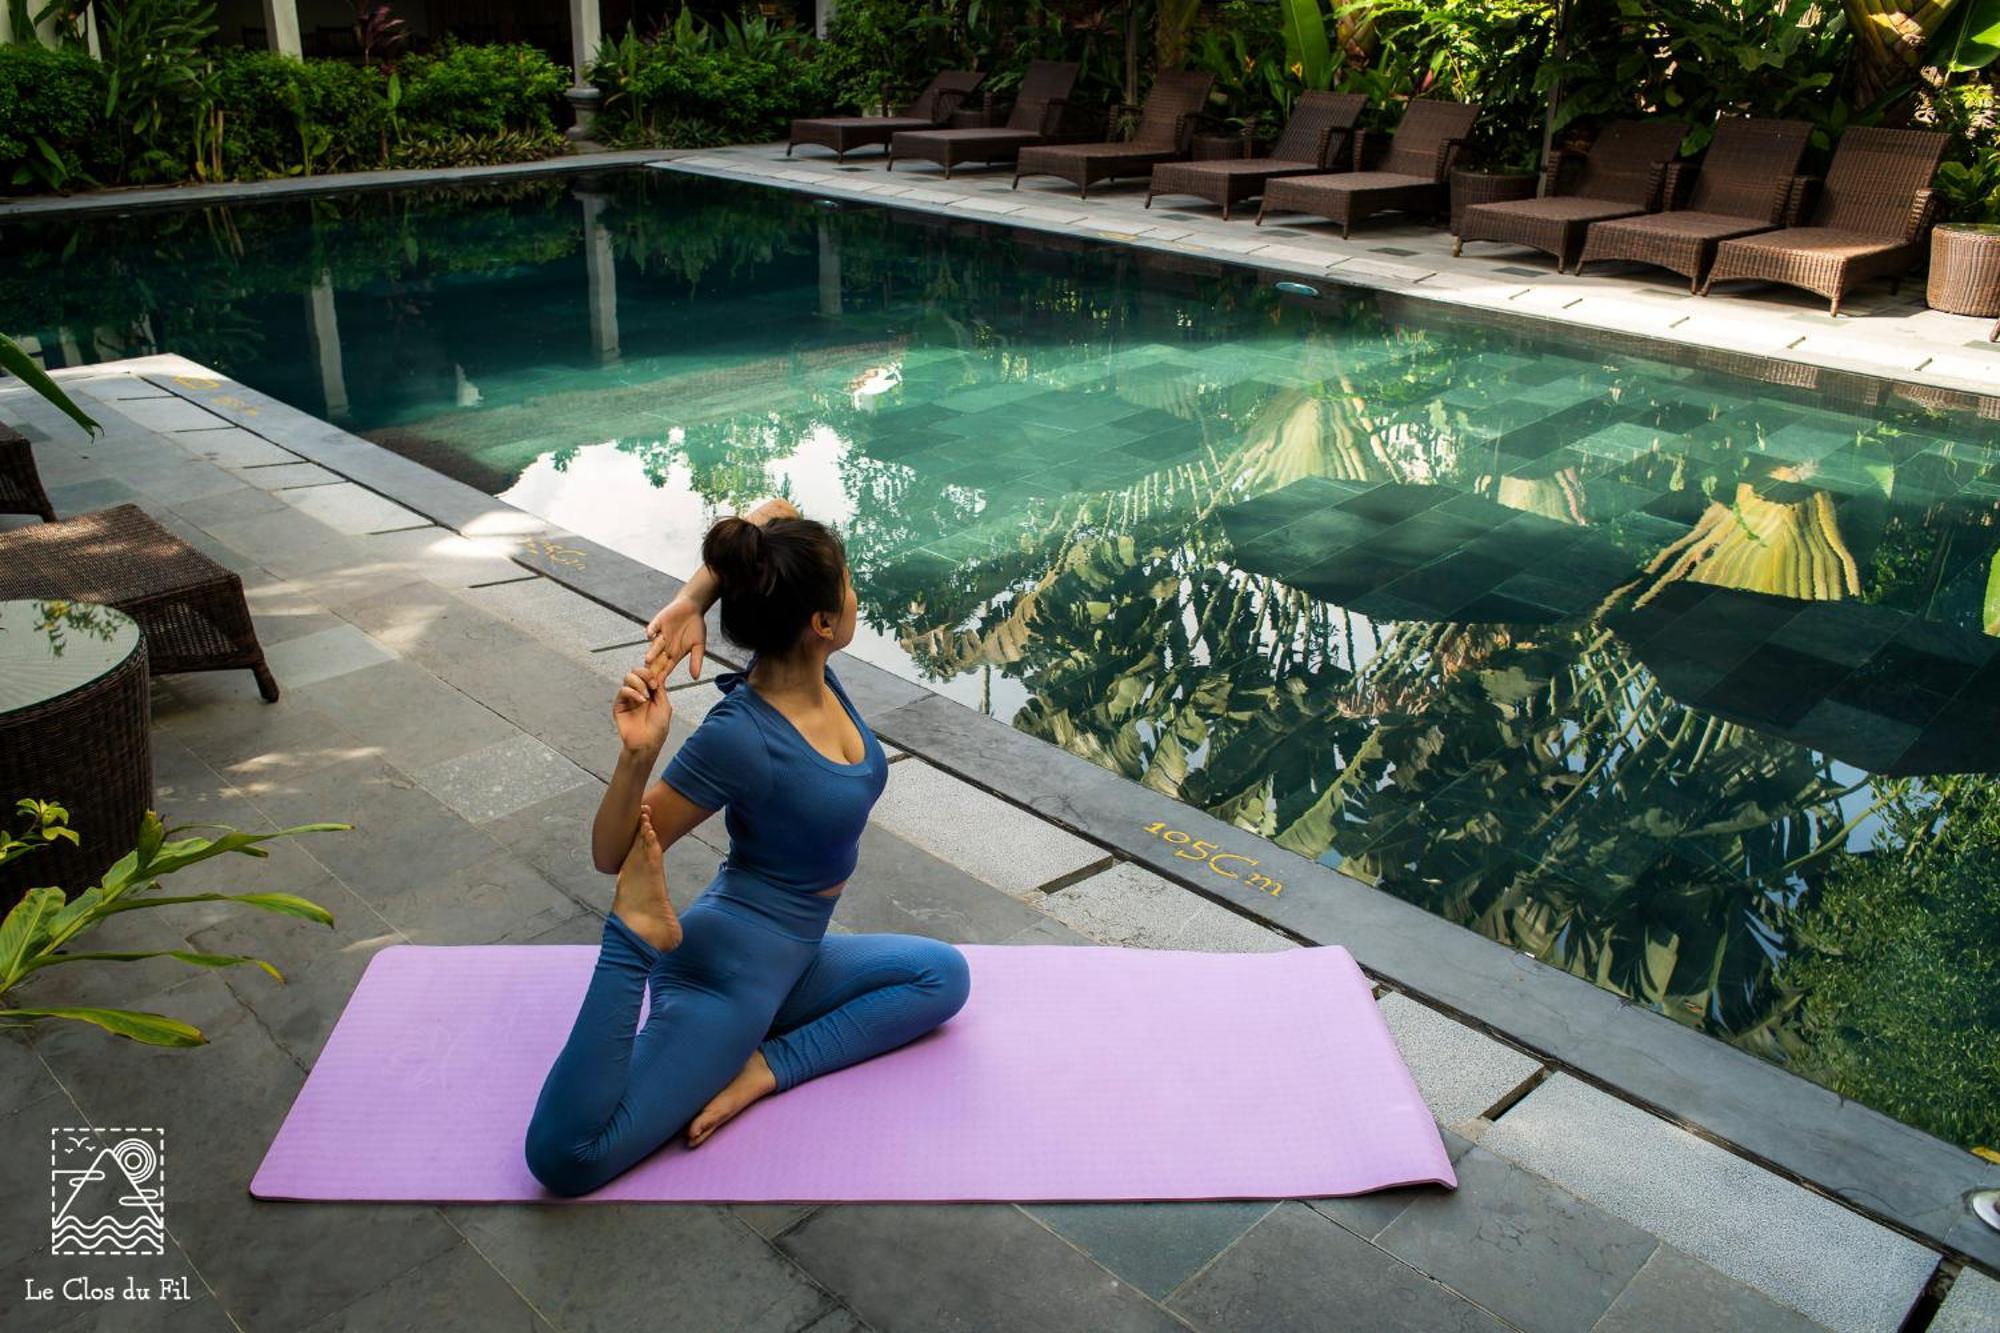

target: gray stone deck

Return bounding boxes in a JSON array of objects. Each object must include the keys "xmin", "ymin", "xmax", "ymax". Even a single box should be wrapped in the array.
[
  {"xmin": 0, "ymin": 363, "xmax": 1981, "ymax": 1331},
  {"xmin": 663, "ymin": 144, "xmax": 2000, "ymax": 402}
]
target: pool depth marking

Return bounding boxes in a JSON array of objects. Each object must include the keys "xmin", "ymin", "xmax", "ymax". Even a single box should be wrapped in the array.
[{"xmin": 1141, "ymin": 821, "xmax": 1283, "ymax": 895}]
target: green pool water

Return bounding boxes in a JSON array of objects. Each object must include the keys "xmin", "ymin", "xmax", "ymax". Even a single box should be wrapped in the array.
[{"xmin": 10, "ymin": 167, "xmax": 2000, "ymax": 1149}]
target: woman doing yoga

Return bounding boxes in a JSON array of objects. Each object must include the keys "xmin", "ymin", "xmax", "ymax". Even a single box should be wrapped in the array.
[{"xmin": 524, "ymin": 499, "xmax": 972, "ymax": 1197}]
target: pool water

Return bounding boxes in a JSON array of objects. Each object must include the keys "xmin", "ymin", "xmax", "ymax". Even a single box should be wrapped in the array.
[{"xmin": 10, "ymin": 168, "xmax": 2000, "ymax": 1149}]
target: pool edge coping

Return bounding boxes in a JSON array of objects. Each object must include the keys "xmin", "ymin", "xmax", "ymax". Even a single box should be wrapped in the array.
[
  {"xmin": 0, "ymin": 149, "xmax": 682, "ymax": 221},
  {"xmin": 93, "ymin": 350, "xmax": 2000, "ymax": 1280}
]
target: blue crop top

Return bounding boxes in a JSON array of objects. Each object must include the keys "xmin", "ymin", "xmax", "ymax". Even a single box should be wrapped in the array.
[{"xmin": 661, "ymin": 654, "xmax": 889, "ymax": 894}]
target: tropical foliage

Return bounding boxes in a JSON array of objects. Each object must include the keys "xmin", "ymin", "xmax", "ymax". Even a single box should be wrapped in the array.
[{"xmin": 1, "ymin": 801, "xmax": 347, "ymax": 1047}]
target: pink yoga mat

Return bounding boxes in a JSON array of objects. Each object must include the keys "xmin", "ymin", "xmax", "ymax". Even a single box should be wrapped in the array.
[{"xmin": 250, "ymin": 943, "xmax": 1456, "ymax": 1202}]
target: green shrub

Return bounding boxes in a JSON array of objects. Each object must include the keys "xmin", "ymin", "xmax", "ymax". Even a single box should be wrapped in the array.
[
  {"xmin": 209, "ymin": 51, "xmax": 390, "ymax": 178},
  {"xmin": 591, "ymin": 14, "xmax": 831, "ymax": 146},
  {"xmin": 0, "ymin": 44, "xmax": 112, "ymax": 192},
  {"xmin": 398, "ymin": 40, "xmax": 568, "ymax": 138}
]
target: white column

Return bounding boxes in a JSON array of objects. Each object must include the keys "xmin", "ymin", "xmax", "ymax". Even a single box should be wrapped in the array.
[
  {"xmin": 306, "ymin": 270, "xmax": 350, "ymax": 421},
  {"xmin": 817, "ymin": 220, "xmax": 842, "ymax": 318},
  {"xmin": 568, "ymin": 0, "xmax": 601, "ymax": 84},
  {"xmin": 816, "ymin": 0, "xmax": 836, "ymax": 39},
  {"xmin": 579, "ymin": 190, "xmax": 620, "ymax": 364},
  {"xmin": 262, "ymin": 0, "xmax": 301, "ymax": 56}
]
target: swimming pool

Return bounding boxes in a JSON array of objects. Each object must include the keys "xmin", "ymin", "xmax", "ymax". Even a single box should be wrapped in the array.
[{"xmin": 9, "ymin": 168, "xmax": 1999, "ymax": 1149}]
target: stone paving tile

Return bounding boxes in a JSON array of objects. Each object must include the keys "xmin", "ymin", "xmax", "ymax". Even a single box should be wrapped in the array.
[
  {"xmin": 1479, "ymin": 1074, "xmax": 1935, "ymax": 1333},
  {"xmin": 409, "ymin": 732, "xmax": 596, "ymax": 824},
  {"xmin": 298, "ymin": 659, "xmax": 518, "ymax": 772},
  {"xmin": 485, "ymin": 780, "xmax": 731, "ymax": 915},
  {"xmin": 200, "ymin": 507, "xmax": 372, "ymax": 581},
  {"xmin": 449, "ymin": 1203, "xmax": 839, "ymax": 1333},
  {"xmin": 1168, "ymin": 1200, "xmax": 1507, "ymax": 1331},
  {"xmin": 187, "ymin": 874, "xmax": 397, "ymax": 1066},
  {"xmin": 151, "ymin": 675, "xmax": 374, "ymax": 792},
  {"xmin": 0, "ymin": 1089, "xmax": 77, "ymax": 1270},
  {"xmin": 834, "ymin": 821, "xmax": 1053, "ymax": 943},
  {"xmin": 172, "ymin": 482, "xmax": 293, "ymax": 528},
  {"xmin": 337, "ymin": 581, "xmax": 634, "ymax": 783},
  {"xmin": 1374, "ymin": 1145, "xmax": 1659, "ymax": 1333},
  {"xmin": 369, "ymin": 847, "xmax": 583, "ymax": 946},
  {"xmin": 355, "ymin": 526, "xmax": 530, "ymax": 588},
  {"xmin": 173, "ymin": 425, "xmax": 299, "ymax": 469},
  {"xmin": 296, "ymin": 1242, "xmax": 555, "ymax": 1332},
  {"xmin": 866, "ymin": 759, "xmax": 1109, "ymax": 896},
  {"xmin": 260, "ymin": 622, "xmax": 398, "ymax": 688},
  {"xmin": 1306, "ymin": 1128, "xmax": 1477, "ymax": 1242},
  {"xmin": 461, "ymin": 574, "xmax": 647, "ymax": 652},
  {"xmin": 1024, "ymin": 1199, "xmax": 1277, "ymax": 1301},
  {"xmin": 778, "ymin": 1203, "xmax": 1187, "ymax": 1331},
  {"xmin": 1377, "ymin": 993, "xmax": 1543, "ymax": 1129},
  {"xmin": 106, "ymin": 394, "xmax": 229, "ymax": 432},
  {"xmin": 1595, "ymin": 1247, "xmax": 1830, "ymax": 1332},
  {"xmin": 231, "ymin": 460, "xmax": 347, "ymax": 490},
  {"xmin": 1932, "ymin": 1267, "xmax": 2000, "ymax": 1333},
  {"xmin": 244, "ymin": 754, "xmax": 506, "ymax": 908},
  {"xmin": 1037, "ymin": 859, "xmax": 1297, "ymax": 952},
  {"xmin": 277, "ymin": 480, "xmax": 429, "ymax": 535}
]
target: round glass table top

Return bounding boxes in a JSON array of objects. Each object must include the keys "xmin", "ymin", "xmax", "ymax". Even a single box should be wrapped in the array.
[
  {"xmin": 1936, "ymin": 222, "xmax": 2000, "ymax": 236},
  {"xmin": 0, "ymin": 599, "xmax": 143, "ymax": 714}
]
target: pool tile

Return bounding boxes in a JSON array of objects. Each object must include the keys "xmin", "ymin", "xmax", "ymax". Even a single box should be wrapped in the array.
[
  {"xmin": 1703, "ymin": 643, "xmax": 1857, "ymax": 730},
  {"xmin": 1338, "ymin": 483, "xmax": 1457, "ymax": 524}
]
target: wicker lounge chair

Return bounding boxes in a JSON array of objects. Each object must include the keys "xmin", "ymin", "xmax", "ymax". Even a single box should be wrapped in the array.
[
  {"xmin": 887, "ymin": 61, "xmax": 1081, "ymax": 178},
  {"xmin": 1253, "ymin": 99, "xmax": 1480, "ymax": 238},
  {"xmin": 1699, "ymin": 126, "xmax": 1950, "ymax": 315},
  {"xmin": 1011, "ymin": 71, "xmax": 1217, "ymax": 199},
  {"xmin": 0, "ymin": 503, "xmax": 280, "ymax": 700},
  {"xmin": 0, "ymin": 424, "xmax": 57, "ymax": 522},
  {"xmin": 1144, "ymin": 92, "xmax": 1367, "ymax": 220},
  {"xmin": 1453, "ymin": 119, "xmax": 1689, "ymax": 271},
  {"xmin": 1573, "ymin": 117, "xmax": 1811, "ymax": 290},
  {"xmin": 788, "ymin": 71, "xmax": 986, "ymax": 161}
]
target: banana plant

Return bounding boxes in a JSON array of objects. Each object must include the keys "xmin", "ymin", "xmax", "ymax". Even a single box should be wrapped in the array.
[
  {"xmin": 0, "ymin": 331, "xmax": 99, "ymax": 436},
  {"xmin": 0, "ymin": 802, "xmax": 348, "ymax": 1047}
]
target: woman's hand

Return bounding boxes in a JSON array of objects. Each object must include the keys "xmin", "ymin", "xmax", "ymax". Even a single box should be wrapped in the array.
[
  {"xmin": 613, "ymin": 668, "xmax": 673, "ymax": 756},
  {"xmin": 644, "ymin": 595, "xmax": 708, "ymax": 683}
]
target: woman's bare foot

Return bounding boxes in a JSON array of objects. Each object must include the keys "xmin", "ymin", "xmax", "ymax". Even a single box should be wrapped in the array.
[
  {"xmin": 612, "ymin": 808, "xmax": 681, "ymax": 953},
  {"xmin": 686, "ymin": 1049, "xmax": 778, "ymax": 1148}
]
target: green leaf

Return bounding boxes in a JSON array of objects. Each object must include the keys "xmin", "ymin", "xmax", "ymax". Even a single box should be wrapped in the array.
[
  {"xmin": 28, "ymin": 950, "xmax": 284, "ymax": 983},
  {"xmin": 140, "ymin": 823, "xmax": 351, "ymax": 879},
  {"xmin": 0, "ymin": 334, "xmax": 100, "ymax": 438},
  {"xmin": 0, "ymin": 888, "xmax": 65, "ymax": 986},
  {"xmin": 102, "ymin": 891, "xmax": 336, "ymax": 927},
  {"xmin": 0, "ymin": 1006, "xmax": 206, "ymax": 1046},
  {"xmin": 1939, "ymin": 0, "xmax": 2000, "ymax": 70},
  {"xmin": 135, "ymin": 812, "xmax": 165, "ymax": 868}
]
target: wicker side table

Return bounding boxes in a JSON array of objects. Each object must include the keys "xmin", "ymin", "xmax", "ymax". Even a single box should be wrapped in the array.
[
  {"xmin": 1928, "ymin": 223, "xmax": 2000, "ymax": 318},
  {"xmin": 0, "ymin": 599, "xmax": 151, "ymax": 909},
  {"xmin": 0, "ymin": 423, "xmax": 57, "ymax": 522},
  {"xmin": 1450, "ymin": 169, "xmax": 1538, "ymax": 235}
]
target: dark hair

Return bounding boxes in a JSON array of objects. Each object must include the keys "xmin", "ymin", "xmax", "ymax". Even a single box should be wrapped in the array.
[{"xmin": 703, "ymin": 514, "xmax": 848, "ymax": 656}]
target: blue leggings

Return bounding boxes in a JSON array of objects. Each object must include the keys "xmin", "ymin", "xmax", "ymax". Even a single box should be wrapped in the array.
[{"xmin": 524, "ymin": 878, "xmax": 972, "ymax": 1197}]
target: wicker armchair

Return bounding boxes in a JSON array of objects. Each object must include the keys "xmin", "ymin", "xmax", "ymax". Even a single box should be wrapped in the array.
[
  {"xmin": 0, "ymin": 504, "xmax": 279, "ymax": 700},
  {"xmin": 1573, "ymin": 117, "xmax": 1811, "ymax": 290},
  {"xmin": 886, "ymin": 61, "xmax": 1082, "ymax": 178},
  {"xmin": 1011, "ymin": 71, "xmax": 1216, "ymax": 199},
  {"xmin": 0, "ymin": 424, "xmax": 57, "ymax": 522},
  {"xmin": 788, "ymin": 71, "xmax": 986, "ymax": 161},
  {"xmin": 1253, "ymin": 99, "xmax": 1480, "ymax": 237},
  {"xmin": 1145, "ymin": 91, "xmax": 1368, "ymax": 220},
  {"xmin": 1699, "ymin": 126, "xmax": 1950, "ymax": 315},
  {"xmin": 1453, "ymin": 118, "xmax": 1689, "ymax": 270}
]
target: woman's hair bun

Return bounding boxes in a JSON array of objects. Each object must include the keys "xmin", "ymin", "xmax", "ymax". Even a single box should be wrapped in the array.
[{"xmin": 705, "ymin": 514, "xmax": 771, "ymax": 598}]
